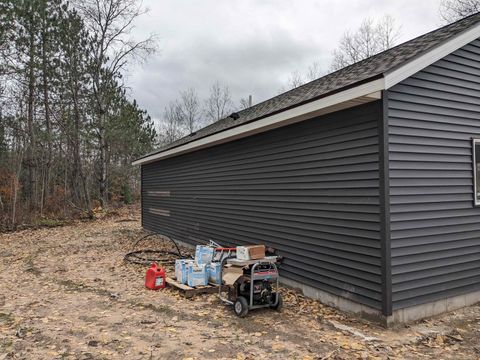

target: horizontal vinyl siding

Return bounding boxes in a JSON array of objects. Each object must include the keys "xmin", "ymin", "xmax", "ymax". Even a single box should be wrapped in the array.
[
  {"xmin": 142, "ymin": 102, "xmax": 383, "ymax": 309},
  {"xmin": 387, "ymin": 38, "xmax": 480, "ymax": 310}
]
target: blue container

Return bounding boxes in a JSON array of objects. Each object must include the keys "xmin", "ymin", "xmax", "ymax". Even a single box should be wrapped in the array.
[
  {"xmin": 208, "ymin": 262, "xmax": 222, "ymax": 284},
  {"xmin": 175, "ymin": 259, "xmax": 192, "ymax": 284},
  {"xmin": 187, "ymin": 263, "xmax": 208, "ymax": 287},
  {"xmin": 195, "ymin": 245, "xmax": 215, "ymax": 265}
]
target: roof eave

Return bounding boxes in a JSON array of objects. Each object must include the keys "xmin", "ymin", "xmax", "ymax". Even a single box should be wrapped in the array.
[{"xmin": 132, "ymin": 78, "xmax": 385, "ymax": 166}]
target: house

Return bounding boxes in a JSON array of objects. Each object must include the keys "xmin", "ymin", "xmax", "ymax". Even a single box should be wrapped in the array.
[{"xmin": 133, "ymin": 13, "xmax": 480, "ymax": 325}]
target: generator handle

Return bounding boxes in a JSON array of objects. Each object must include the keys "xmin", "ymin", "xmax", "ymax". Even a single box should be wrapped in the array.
[{"xmin": 218, "ymin": 254, "xmax": 235, "ymax": 305}]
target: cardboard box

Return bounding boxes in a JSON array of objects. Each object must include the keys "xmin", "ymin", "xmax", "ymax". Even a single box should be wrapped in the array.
[
  {"xmin": 248, "ymin": 245, "xmax": 265, "ymax": 259},
  {"xmin": 222, "ymin": 265, "xmax": 243, "ymax": 285},
  {"xmin": 237, "ymin": 245, "xmax": 266, "ymax": 260}
]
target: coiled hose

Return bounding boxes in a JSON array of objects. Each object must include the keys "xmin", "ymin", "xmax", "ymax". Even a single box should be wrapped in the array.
[{"xmin": 123, "ymin": 232, "xmax": 191, "ymax": 265}]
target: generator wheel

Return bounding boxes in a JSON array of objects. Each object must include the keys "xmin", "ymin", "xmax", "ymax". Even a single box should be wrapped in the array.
[
  {"xmin": 270, "ymin": 292, "xmax": 283, "ymax": 311},
  {"xmin": 234, "ymin": 296, "xmax": 249, "ymax": 317}
]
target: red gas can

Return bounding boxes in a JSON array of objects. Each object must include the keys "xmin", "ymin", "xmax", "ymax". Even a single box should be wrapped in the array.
[{"xmin": 145, "ymin": 263, "xmax": 166, "ymax": 290}]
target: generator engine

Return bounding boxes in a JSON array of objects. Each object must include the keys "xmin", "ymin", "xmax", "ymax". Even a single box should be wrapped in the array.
[
  {"xmin": 239, "ymin": 278, "xmax": 273, "ymax": 304},
  {"xmin": 220, "ymin": 256, "xmax": 282, "ymax": 317},
  {"xmin": 229, "ymin": 263, "xmax": 278, "ymax": 306}
]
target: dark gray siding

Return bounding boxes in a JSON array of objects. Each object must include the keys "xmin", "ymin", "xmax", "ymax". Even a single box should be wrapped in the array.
[
  {"xmin": 387, "ymin": 38, "xmax": 480, "ymax": 310},
  {"xmin": 142, "ymin": 102, "xmax": 383, "ymax": 309}
]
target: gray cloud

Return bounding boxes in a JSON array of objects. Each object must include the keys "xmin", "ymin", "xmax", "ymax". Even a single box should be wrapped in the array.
[
  {"xmin": 131, "ymin": 30, "xmax": 325, "ymax": 120},
  {"xmin": 125, "ymin": 0, "xmax": 442, "ymax": 123}
]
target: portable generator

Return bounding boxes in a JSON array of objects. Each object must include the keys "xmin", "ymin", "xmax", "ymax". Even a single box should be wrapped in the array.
[{"xmin": 219, "ymin": 256, "xmax": 282, "ymax": 317}]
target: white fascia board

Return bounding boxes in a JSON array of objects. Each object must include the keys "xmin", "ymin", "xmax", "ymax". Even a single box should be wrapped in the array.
[
  {"xmin": 132, "ymin": 78, "xmax": 385, "ymax": 166},
  {"xmin": 384, "ymin": 22, "xmax": 480, "ymax": 89}
]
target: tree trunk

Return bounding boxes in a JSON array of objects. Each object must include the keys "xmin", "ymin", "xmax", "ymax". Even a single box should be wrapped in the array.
[
  {"xmin": 11, "ymin": 152, "xmax": 23, "ymax": 230},
  {"xmin": 72, "ymin": 97, "xmax": 94, "ymax": 219},
  {"xmin": 11, "ymin": 175, "xmax": 17, "ymax": 229},
  {"xmin": 75, "ymin": 132, "xmax": 94, "ymax": 219},
  {"xmin": 63, "ymin": 142, "xmax": 67, "ymax": 218},
  {"xmin": 41, "ymin": 25, "xmax": 52, "ymax": 213},
  {"xmin": 26, "ymin": 27, "xmax": 37, "ymax": 214},
  {"xmin": 99, "ymin": 120, "xmax": 108, "ymax": 209}
]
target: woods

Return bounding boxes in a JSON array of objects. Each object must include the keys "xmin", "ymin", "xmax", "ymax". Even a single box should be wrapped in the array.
[{"xmin": 0, "ymin": 0, "xmax": 157, "ymax": 229}]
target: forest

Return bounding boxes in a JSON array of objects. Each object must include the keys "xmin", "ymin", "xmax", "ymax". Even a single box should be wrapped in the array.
[{"xmin": 0, "ymin": 0, "xmax": 157, "ymax": 230}]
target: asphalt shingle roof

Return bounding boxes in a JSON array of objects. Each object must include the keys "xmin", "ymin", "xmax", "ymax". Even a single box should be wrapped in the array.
[{"xmin": 140, "ymin": 12, "xmax": 480, "ymax": 160}]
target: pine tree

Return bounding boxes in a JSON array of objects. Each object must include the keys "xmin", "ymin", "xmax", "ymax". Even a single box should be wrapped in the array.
[
  {"xmin": 0, "ymin": 0, "xmax": 157, "ymax": 227},
  {"xmin": 57, "ymin": 5, "xmax": 95, "ymax": 217}
]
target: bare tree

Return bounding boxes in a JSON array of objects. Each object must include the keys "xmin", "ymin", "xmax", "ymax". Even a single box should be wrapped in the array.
[
  {"xmin": 178, "ymin": 88, "xmax": 201, "ymax": 134},
  {"xmin": 239, "ymin": 98, "xmax": 250, "ymax": 110},
  {"xmin": 76, "ymin": 0, "xmax": 157, "ymax": 76},
  {"xmin": 204, "ymin": 81, "xmax": 234, "ymax": 123},
  {"xmin": 282, "ymin": 15, "xmax": 399, "ymax": 90},
  {"xmin": 440, "ymin": 0, "xmax": 480, "ymax": 23},
  {"xmin": 283, "ymin": 61, "xmax": 324, "ymax": 91},
  {"xmin": 330, "ymin": 15, "xmax": 401, "ymax": 72},
  {"xmin": 355, "ymin": 18, "xmax": 378, "ymax": 59},
  {"xmin": 305, "ymin": 61, "xmax": 323, "ymax": 81},
  {"xmin": 287, "ymin": 70, "xmax": 305, "ymax": 89},
  {"xmin": 239, "ymin": 95, "xmax": 253, "ymax": 110},
  {"xmin": 75, "ymin": 0, "xmax": 157, "ymax": 207},
  {"xmin": 158, "ymin": 102, "xmax": 185, "ymax": 145},
  {"xmin": 376, "ymin": 15, "xmax": 401, "ymax": 50}
]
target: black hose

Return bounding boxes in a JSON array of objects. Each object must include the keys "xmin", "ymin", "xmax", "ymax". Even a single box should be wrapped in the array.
[
  {"xmin": 133, "ymin": 232, "xmax": 184, "ymax": 257},
  {"xmin": 123, "ymin": 232, "xmax": 190, "ymax": 265}
]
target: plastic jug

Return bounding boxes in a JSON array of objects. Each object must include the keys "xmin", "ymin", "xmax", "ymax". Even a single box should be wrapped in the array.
[{"xmin": 145, "ymin": 263, "xmax": 166, "ymax": 290}]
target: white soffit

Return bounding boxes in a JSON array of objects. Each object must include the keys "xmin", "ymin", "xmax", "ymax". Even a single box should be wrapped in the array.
[
  {"xmin": 132, "ymin": 78, "xmax": 385, "ymax": 165},
  {"xmin": 384, "ymin": 22, "xmax": 480, "ymax": 89}
]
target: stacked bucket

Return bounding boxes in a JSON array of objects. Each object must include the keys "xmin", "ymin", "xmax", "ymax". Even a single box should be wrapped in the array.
[{"xmin": 175, "ymin": 245, "xmax": 223, "ymax": 287}]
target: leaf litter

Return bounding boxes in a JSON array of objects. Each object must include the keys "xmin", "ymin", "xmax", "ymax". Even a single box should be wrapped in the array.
[{"xmin": 0, "ymin": 205, "xmax": 480, "ymax": 359}]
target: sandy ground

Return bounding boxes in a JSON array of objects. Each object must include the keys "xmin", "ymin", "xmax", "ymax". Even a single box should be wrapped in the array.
[{"xmin": 1, "ymin": 206, "xmax": 480, "ymax": 360}]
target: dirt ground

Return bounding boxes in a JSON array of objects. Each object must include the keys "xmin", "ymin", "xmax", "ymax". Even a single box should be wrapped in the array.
[{"xmin": 1, "ymin": 206, "xmax": 480, "ymax": 360}]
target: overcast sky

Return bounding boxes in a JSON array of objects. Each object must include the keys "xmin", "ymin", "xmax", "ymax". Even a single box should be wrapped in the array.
[{"xmin": 126, "ymin": 0, "xmax": 444, "ymax": 123}]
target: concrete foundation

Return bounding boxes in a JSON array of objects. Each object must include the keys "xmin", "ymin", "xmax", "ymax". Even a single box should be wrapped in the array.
[
  {"xmin": 386, "ymin": 290, "xmax": 480, "ymax": 326},
  {"xmin": 280, "ymin": 277, "xmax": 386, "ymax": 325},
  {"xmin": 168, "ymin": 237, "xmax": 480, "ymax": 326},
  {"xmin": 281, "ymin": 277, "xmax": 480, "ymax": 327}
]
